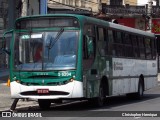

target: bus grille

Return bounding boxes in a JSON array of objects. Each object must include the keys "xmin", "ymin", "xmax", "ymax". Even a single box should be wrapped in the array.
[{"xmin": 20, "ymin": 91, "xmax": 69, "ymax": 96}]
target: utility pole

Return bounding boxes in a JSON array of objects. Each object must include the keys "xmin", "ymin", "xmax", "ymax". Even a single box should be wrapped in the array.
[
  {"xmin": 147, "ymin": 0, "xmax": 153, "ymax": 31},
  {"xmin": 98, "ymin": 0, "xmax": 102, "ymax": 13},
  {"xmin": 21, "ymin": 0, "xmax": 28, "ymax": 16},
  {"xmin": 7, "ymin": 0, "xmax": 15, "ymax": 30},
  {"xmin": 157, "ymin": 0, "xmax": 159, "ymax": 6}
]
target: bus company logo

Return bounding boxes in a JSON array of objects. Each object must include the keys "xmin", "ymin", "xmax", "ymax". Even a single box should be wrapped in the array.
[
  {"xmin": 113, "ymin": 62, "xmax": 123, "ymax": 70},
  {"xmin": 2, "ymin": 112, "xmax": 42, "ymax": 117},
  {"xmin": 2, "ymin": 112, "xmax": 11, "ymax": 117}
]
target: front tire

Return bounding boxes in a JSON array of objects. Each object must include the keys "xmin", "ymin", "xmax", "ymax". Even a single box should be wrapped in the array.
[
  {"xmin": 38, "ymin": 99, "xmax": 51, "ymax": 110},
  {"xmin": 89, "ymin": 85, "xmax": 105, "ymax": 107},
  {"xmin": 96, "ymin": 85, "xmax": 105, "ymax": 107}
]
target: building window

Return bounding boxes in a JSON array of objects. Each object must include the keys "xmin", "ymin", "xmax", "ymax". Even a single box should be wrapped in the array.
[{"xmin": 110, "ymin": 0, "xmax": 123, "ymax": 5}]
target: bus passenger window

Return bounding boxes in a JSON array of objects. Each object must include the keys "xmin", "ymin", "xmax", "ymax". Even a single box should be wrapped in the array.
[
  {"xmin": 123, "ymin": 33, "xmax": 132, "ymax": 57},
  {"xmin": 113, "ymin": 31, "xmax": 122, "ymax": 43},
  {"xmin": 83, "ymin": 35, "xmax": 95, "ymax": 69},
  {"xmin": 98, "ymin": 28, "xmax": 104, "ymax": 41},
  {"xmin": 97, "ymin": 27, "xmax": 108, "ymax": 56},
  {"xmin": 108, "ymin": 30, "xmax": 115, "ymax": 55},
  {"xmin": 138, "ymin": 37, "xmax": 145, "ymax": 59},
  {"xmin": 113, "ymin": 31, "xmax": 124, "ymax": 57},
  {"xmin": 145, "ymin": 38, "xmax": 152, "ymax": 59},
  {"xmin": 132, "ymin": 35, "xmax": 139, "ymax": 58},
  {"xmin": 152, "ymin": 39, "xmax": 156, "ymax": 59}
]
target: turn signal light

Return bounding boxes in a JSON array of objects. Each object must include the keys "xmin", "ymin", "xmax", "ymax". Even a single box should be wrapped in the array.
[
  {"xmin": 70, "ymin": 78, "xmax": 74, "ymax": 82},
  {"xmin": 6, "ymin": 78, "xmax": 10, "ymax": 87},
  {"xmin": 16, "ymin": 80, "xmax": 21, "ymax": 83}
]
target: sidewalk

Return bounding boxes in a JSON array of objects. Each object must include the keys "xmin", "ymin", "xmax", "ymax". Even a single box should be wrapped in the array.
[
  {"xmin": 0, "ymin": 69, "xmax": 38, "ymax": 111},
  {"xmin": 0, "ymin": 82, "xmax": 38, "ymax": 111},
  {"xmin": 0, "ymin": 69, "xmax": 9, "ymax": 83}
]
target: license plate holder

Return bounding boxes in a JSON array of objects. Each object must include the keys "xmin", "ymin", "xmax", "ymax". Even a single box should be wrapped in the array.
[{"xmin": 37, "ymin": 89, "xmax": 49, "ymax": 94}]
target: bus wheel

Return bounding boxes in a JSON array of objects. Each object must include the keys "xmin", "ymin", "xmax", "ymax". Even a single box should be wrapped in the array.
[
  {"xmin": 127, "ymin": 78, "xmax": 144, "ymax": 100},
  {"xmin": 92, "ymin": 85, "xmax": 105, "ymax": 107},
  {"xmin": 38, "ymin": 99, "xmax": 51, "ymax": 110},
  {"xmin": 97, "ymin": 85, "xmax": 105, "ymax": 106},
  {"xmin": 135, "ymin": 79, "xmax": 144, "ymax": 99}
]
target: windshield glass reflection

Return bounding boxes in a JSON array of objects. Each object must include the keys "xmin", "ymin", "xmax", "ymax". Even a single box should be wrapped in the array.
[{"xmin": 14, "ymin": 31, "xmax": 78, "ymax": 71}]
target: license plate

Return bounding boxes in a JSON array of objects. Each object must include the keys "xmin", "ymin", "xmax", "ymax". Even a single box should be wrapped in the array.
[{"xmin": 37, "ymin": 89, "xmax": 49, "ymax": 94}]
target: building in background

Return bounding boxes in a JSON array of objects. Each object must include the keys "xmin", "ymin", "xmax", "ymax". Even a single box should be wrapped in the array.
[
  {"xmin": 0, "ymin": 0, "xmax": 41, "ymax": 70},
  {"xmin": 47, "ymin": 0, "xmax": 95, "ymax": 15},
  {"xmin": 0, "ymin": 0, "xmax": 8, "ymax": 70},
  {"xmin": 102, "ymin": 0, "xmax": 160, "ymax": 30},
  {"xmin": 104, "ymin": 0, "xmax": 137, "ymax": 5},
  {"xmin": 137, "ymin": 0, "xmax": 156, "ymax": 5},
  {"xmin": 1, "ymin": 0, "xmax": 160, "ymax": 70}
]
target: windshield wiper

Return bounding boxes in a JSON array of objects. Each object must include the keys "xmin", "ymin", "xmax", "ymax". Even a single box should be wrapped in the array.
[
  {"xmin": 47, "ymin": 28, "xmax": 64, "ymax": 49},
  {"xmin": 45, "ymin": 28, "xmax": 64, "ymax": 63}
]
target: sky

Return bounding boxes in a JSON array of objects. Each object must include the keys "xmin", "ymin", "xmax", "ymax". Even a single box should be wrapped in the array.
[{"xmin": 137, "ymin": 0, "xmax": 156, "ymax": 6}]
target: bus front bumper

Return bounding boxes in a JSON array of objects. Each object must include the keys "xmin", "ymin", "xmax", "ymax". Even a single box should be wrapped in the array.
[{"xmin": 10, "ymin": 80, "xmax": 84, "ymax": 99}]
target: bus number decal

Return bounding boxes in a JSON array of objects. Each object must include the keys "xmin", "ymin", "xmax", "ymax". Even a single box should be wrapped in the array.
[{"xmin": 58, "ymin": 72, "xmax": 72, "ymax": 77}]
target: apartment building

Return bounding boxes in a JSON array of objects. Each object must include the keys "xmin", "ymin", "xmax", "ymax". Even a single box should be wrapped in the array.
[
  {"xmin": 48, "ymin": 0, "xmax": 100, "ymax": 13},
  {"xmin": 103, "ymin": 0, "xmax": 137, "ymax": 5},
  {"xmin": 0, "ymin": 0, "xmax": 8, "ymax": 70},
  {"xmin": 137, "ymin": 0, "xmax": 156, "ymax": 6}
]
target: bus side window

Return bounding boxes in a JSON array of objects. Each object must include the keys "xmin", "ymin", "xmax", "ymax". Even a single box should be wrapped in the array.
[
  {"xmin": 113, "ymin": 31, "xmax": 124, "ymax": 57},
  {"xmin": 145, "ymin": 38, "xmax": 152, "ymax": 59},
  {"xmin": 98, "ymin": 27, "xmax": 104, "ymax": 41},
  {"xmin": 123, "ymin": 33, "xmax": 132, "ymax": 57},
  {"xmin": 97, "ymin": 27, "xmax": 108, "ymax": 56},
  {"xmin": 151, "ymin": 38, "xmax": 156, "ymax": 59},
  {"xmin": 83, "ymin": 35, "xmax": 95, "ymax": 69},
  {"xmin": 83, "ymin": 23, "xmax": 95, "ymax": 69},
  {"xmin": 108, "ymin": 30, "xmax": 115, "ymax": 56},
  {"xmin": 132, "ymin": 35, "xmax": 139, "ymax": 58},
  {"xmin": 138, "ymin": 36, "xmax": 146, "ymax": 59}
]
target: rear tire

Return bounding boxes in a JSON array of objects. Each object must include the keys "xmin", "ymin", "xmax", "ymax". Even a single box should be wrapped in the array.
[
  {"xmin": 126, "ymin": 78, "xmax": 144, "ymax": 100},
  {"xmin": 38, "ymin": 99, "xmax": 51, "ymax": 110},
  {"xmin": 134, "ymin": 79, "xmax": 144, "ymax": 99}
]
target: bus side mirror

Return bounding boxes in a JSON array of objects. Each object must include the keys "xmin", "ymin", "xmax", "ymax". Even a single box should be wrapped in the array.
[
  {"xmin": 1, "ymin": 30, "xmax": 13, "ymax": 55},
  {"xmin": 0, "ymin": 37, "xmax": 11, "ymax": 55},
  {"xmin": 1, "ymin": 48, "xmax": 11, "ymax": 55},
  {"xmin": 0, "ymin": 48, "xmax": 4, "ymax": 55}
]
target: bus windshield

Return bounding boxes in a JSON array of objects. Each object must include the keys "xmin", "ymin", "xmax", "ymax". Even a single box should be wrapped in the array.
[{"xmin": 14, "ymin": 30, "xmax": 78, "ymax": 71}]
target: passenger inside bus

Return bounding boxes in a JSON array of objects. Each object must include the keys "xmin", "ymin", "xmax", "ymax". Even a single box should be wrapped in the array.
[{"xmin": 34, "ymin": 44, "xmax": 42, "ymax": 62}]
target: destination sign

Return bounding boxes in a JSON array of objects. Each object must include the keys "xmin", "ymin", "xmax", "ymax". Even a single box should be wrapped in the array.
[{"xmin": 15, "ymin": 17, "xmax": 80, "ymax": 29}]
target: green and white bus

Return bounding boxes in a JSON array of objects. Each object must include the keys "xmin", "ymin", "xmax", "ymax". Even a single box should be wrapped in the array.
[{"xmin": 2, "ymin": 14, "xmax": 157, "ymax": 109}]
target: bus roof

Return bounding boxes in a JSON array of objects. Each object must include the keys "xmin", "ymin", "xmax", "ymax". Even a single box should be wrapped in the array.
[{"xmin": 15, "ymin": 14, "xmax": 155, "ymax": 38}]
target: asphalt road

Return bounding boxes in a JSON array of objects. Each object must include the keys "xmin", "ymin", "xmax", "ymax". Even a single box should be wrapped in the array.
[
  {"xmin": 1, "ymin": 72, "xmax": 160, "ymax": 120},
  {"xmin": 1, "ymin": 85, "xmax": 160, "ymax": 120}
]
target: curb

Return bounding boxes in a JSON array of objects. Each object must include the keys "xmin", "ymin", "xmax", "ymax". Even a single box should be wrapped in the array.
[{"xmin": 0, "ymin": 101, "xmax": 39, "ymax": 112}]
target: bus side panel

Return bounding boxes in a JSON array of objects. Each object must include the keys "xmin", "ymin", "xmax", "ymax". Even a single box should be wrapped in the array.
[
  {"xmin": 112, "ymin": 78, "xmax": 139, "ymax": 95},
  {"xmin": 111, "ymin": 58, "xmax": 157, "ymax": 95},
  {"xmin": 144, "ymin": 59, "xmax": 157, "ymax": 90}
]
